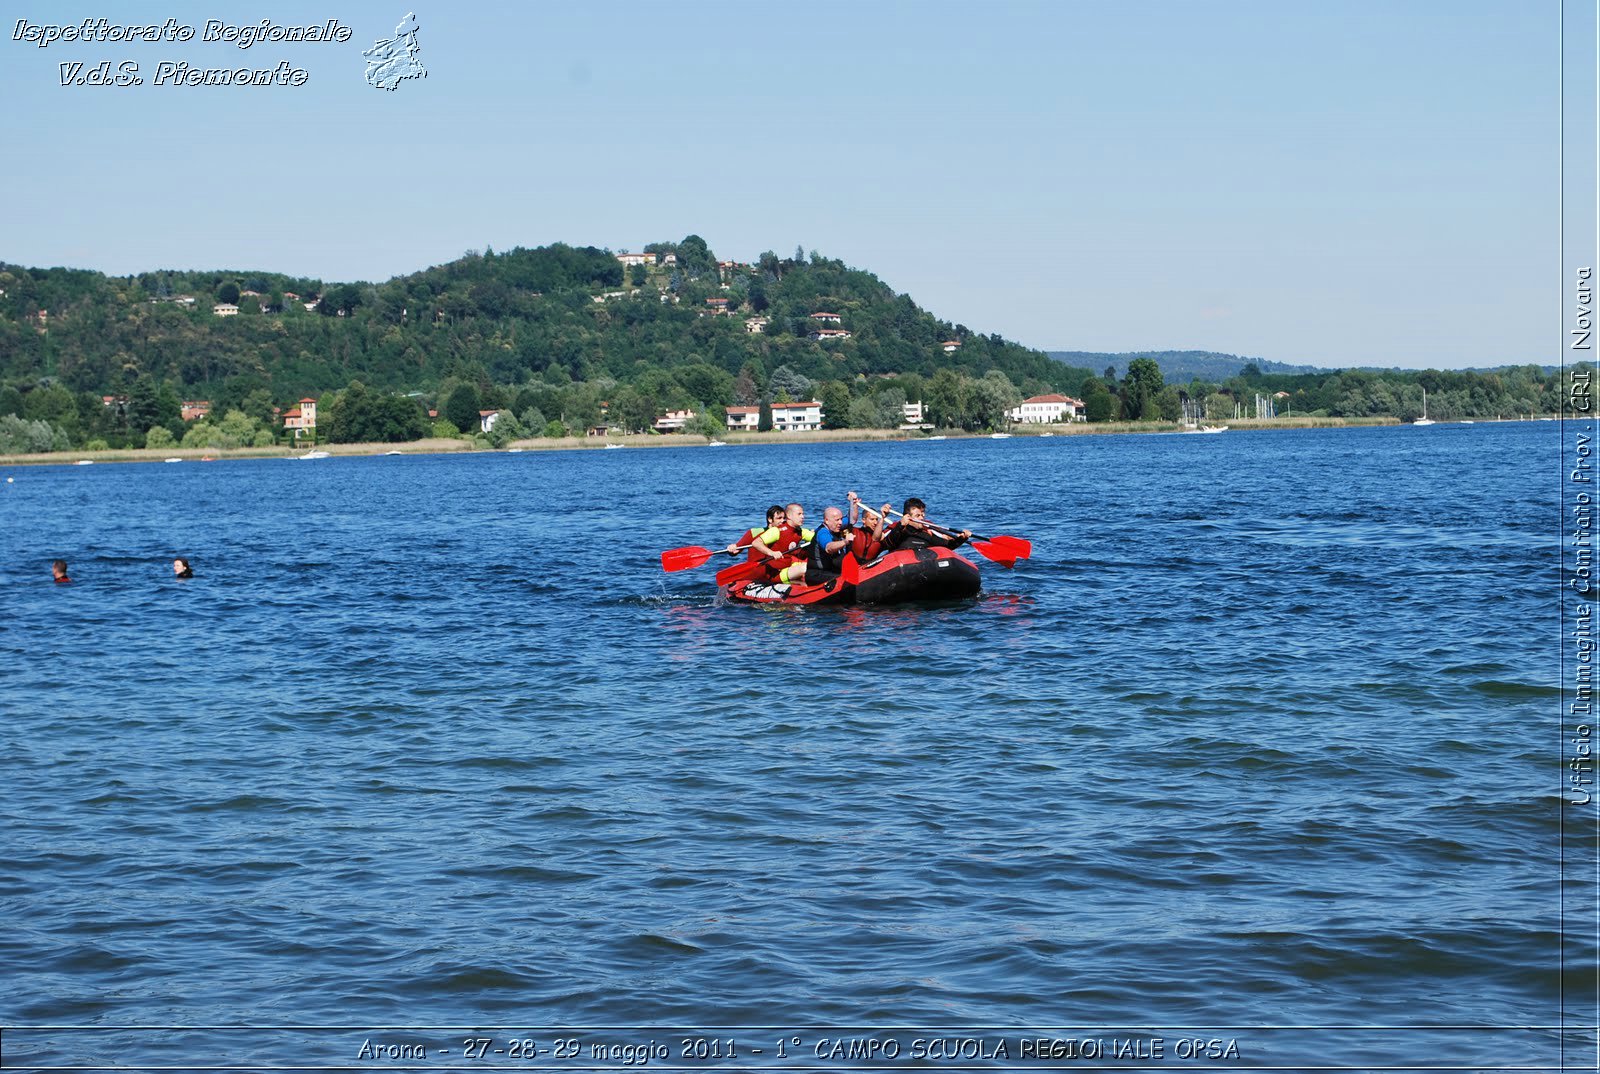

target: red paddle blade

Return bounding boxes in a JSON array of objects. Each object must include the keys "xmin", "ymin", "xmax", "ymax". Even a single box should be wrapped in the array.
[
  {"xmin": 660, "ymin": 546, "xmax": 715, "ymax": 572},
  {"xmin": 715, "ymin": 559, "xmax": 769, "ymax": 587},
  {"xmin": 841, "ymin": 552, "xmax": 862, "ymax": 586},
  {"xmin": 980, "ymin": 535, "xmax": 1031, "ymax": 560},
  {"xmin": 970, "ymin": 540, "xmax": 1025, "ymax": 565}
]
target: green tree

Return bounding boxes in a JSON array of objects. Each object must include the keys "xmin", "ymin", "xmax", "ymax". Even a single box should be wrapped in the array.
[
  {"xmin": 1084, "ymin": 378, "xmax": 1115, "ymax": 422},
  {"xmin": 444, "ymin": 383, "xmax": 482, "ymax": 433},
  {"xmin": 543, "ymin": 418, "xmax": 568, "ymax": 438},
  {"xmin": 1122, "ymin": 357, "xmax": 1165, "ymax": 422},
  {"xmin": 144, "ymin": 425, "xmax": 175, "ymax": 449},
  {"xmin": 216, "ymin": 280, "xmax": 241, "ymax": 305},
  {"xmin": 768, "ymin": 365, "xmax": 812, "ymax": 402},
  {"xmin": 485, "ymin": 409, "xmax": 525, "ymax": 448},
  {"xmin": 758, "ymin": 401, "xmax": 773, "ymax": 432},
  {"xmin": 125, "ymin": 375, "xmax": 161, "ymax": 436},
  {"xmin": 819, "ymin": 380, "xmax": 853, "ymax": 429},
  {"xmin": 926, "ymin": 368, "xmax": 965, "ymax": 428},
  {"xmin": 684, "ymin": 410, "xmax": 727, "ymax": 438}
]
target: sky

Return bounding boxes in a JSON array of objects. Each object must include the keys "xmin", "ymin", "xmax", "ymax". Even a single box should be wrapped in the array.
[{"xmin": 1, "ymin": 1, "xmax": 1586, "ymax": 369}]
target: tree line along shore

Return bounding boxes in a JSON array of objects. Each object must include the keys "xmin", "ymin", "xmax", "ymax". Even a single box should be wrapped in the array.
[
  {"xmin": 0, "ymin": 237, "xmax": 1582, "ymax": 459},
  {"xmin": 1, "ymin": 416, "xmax": 1463, "ymax": 468}
]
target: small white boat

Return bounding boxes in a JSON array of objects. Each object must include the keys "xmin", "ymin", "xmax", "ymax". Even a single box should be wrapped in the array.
[
  {"xmin": 926, "ymin": 435, "xmax": 947, "ymax": 441},
  {"xmin": 1459, "ymin": 421, "xmax": 1474, "ymax": 425},
  {"xmin": 989, "ymin": 433, "xmax": 1012, "ymax": 440},
  {"xmin": 707, "ymin": 440, "xmax": 727, "ymax": 448},
  {"xmin": 385, "ymin": 449, "xmax": 405, "ymax": 455},
  {"xmin": 604, "ymin": 443, "xmax": 626, "ymax": 450},
  {"xmin": 1039, "ymin": 432, "xmax": 1054, "ymax": 438},
  {"xmin": 164, "ymin": 457, "xmax": 182, "ymax": 463},
  {"xmin": 74, "ymin": 459, "xmax": 94, "ymax": 465},
  {"xmin": 505, "ymin": 448, "xmax": 522, "ymax": 453},
  {"xmin": 299, "ymin": 450, "xmax": 330, "ymax": 460},
  {"xmin": 1200, "ymin": 425, "xmax": 1229, "ymax": 434}
]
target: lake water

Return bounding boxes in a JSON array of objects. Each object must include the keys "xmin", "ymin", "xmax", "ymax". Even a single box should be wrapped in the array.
[{"xmin": 1, "ymin": 422, "xmax": 1590, "ymax": 1071}]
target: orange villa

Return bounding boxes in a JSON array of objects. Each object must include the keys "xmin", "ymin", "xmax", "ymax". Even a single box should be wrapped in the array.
[{"xmin": 282, "ymin": 397, "xmax": 318, "ymax": 438}]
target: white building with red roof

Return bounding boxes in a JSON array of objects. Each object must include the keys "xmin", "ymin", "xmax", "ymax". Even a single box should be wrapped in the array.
[
  {"xmin": 1006, "ymin": 394, "xmax": 1085, "ymax": 423},
  {"xmin": 724, "ymin": 406, "xmax": 761, "ymax": 431},
  {"xmin": 770, "ymin": 401, "xmax": 823, "ymax": 431}
]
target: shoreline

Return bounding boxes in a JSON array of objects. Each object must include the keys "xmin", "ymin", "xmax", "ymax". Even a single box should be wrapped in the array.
[{"xmin": 0, "ymin": 415, "xmax": 1477, "ymax": 468}]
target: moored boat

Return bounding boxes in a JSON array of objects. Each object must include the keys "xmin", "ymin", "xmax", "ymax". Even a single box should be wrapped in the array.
[{"xmin": 722, "ymin": 546, "xmax": 981, "ymax": 606}]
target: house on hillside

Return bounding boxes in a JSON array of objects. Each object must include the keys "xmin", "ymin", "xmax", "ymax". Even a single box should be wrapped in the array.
[
  {"xmin": 770, "ymin": 401, "xmax": 823, "ymax": 431},
  {"xmin": 479, "ymin": 409, "xmax": 503, "ymax": 434},
  {"xmin": 744, "ymin": 317, "xmax": 768, "ymax": 334},
  {"xmin": 616, "ymin": 252, "xmax": 654, "ymax": 267},
  {"xmin": 181, "ymin": 400, "xmax": 211, "ymax": 422},
  {"xmin": 654, "ymin": 409, "xmax": 695, "ymax": 433},
  {"xmin": 941, "ymin": 340, "xmax": 961, "ymax": 353},
  {"xmin": 810, "ymin": 328, "xmax": 852, "ymax": 342},
  {"xmin": 213, "ymin": 303, "xmax": 238, "ymax": 316},
  {"xmin": 809, "ymin": 312, "xmax": 842, "ymax": 324},
  {"xmin": 724, "ymin": 406, "xmax": 761, "ymax": 432},
  {"xmin": 283, "ymin": 397, "xmax": 318, "ymax": 438},
  {"xmin": 1006, "ymin": 394, "xmax": 1085, "ymax": 424}
]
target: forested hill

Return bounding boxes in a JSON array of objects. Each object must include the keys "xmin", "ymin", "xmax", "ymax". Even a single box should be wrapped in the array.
[
  {"xmin": 0, "ymin": 240, "xmax": 1085, "ymax": 403},
  {"xmin": 1050, "ymin": 350, "xmax": 1326, "ymax": 382}
]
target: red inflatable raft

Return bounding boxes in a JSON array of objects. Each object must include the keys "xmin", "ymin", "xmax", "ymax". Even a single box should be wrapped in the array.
[{"xmin": 721, "ymin": 546, "xmax": 981, "ymax": 606}]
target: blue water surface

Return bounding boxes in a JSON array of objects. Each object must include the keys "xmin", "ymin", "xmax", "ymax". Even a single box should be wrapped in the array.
[{"xmin": 0, "ymin": 423, "xmax": 1580, "ymax": 1068}]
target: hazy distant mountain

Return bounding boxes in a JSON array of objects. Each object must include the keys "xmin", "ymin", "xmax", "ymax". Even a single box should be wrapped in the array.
[{"xmin": 1048, "ymin": 350, "xmax": 1328, "ymax": 383}]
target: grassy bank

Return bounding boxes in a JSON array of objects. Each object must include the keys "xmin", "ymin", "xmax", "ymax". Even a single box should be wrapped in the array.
[{"xmin": 0, "ymin": 415, "xmax": 1420, "ymax": 468}]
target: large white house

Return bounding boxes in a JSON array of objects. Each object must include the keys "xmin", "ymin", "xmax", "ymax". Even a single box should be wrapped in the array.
[
  {"xmin": 1007, "ymin": 394, "xmax": 1085, "ymax": 423},
  {"xmin": 771, "ymin": 401, "xmax": 823, "ymax": 431}
]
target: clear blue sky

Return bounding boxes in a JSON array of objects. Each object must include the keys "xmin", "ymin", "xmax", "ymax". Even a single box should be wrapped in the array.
[{"xmin": 1, "ymin": 1, "xmax": 1563, "ymax": 368}]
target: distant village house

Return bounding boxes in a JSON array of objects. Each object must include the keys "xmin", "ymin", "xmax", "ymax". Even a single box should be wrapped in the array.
[
  {"xmin": 770, "ymin": 401, "xmax": 823, "ymax": 431},
  {"xmin": 1006, "ymin": 394, "xmax": 1085, "ymax": 423},
  {"xmin": 653, "ymin": 408, "xmax": 695, "ymax": 433},
  {"xmin": 282, "ymin": 397, "xmax": 318, "ymax": 438}
]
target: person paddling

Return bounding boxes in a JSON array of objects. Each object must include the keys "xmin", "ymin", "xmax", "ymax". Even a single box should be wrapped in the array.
[
  {"xmin": 881, "ymin": 497, "xmax": 971, "ymax": 552},
  {"xmin": 805, "ymin": 504, "xmax": 853, "ymax": 584},
  {"xmin": 766, "ymin": 502, "xmax": 816, "ymax": 584},
  {"xmin": 726, "ymin": 505, "xmax": 785, "ymax": 563},
  {"xmin": 847, "ymin": 491, "xmax": 886, "ymax": 563}
]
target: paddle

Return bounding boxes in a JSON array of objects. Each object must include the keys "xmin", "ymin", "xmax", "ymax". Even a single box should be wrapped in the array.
[
  {"xmin": 660, "ymin": 542, "xmax": 753, "ymax": 572},
  {"xmin": 714, "ymin": 557, "xmax": 773, "ymax": 587},
  {"xmin": 876, "ymin": 505, "xmax": 1032, "ymax": 567}
]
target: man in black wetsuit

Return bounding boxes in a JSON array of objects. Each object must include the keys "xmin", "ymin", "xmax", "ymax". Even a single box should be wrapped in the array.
[
  {"xmin": 880, "ymin": 497, "xmax": 971, "ymax": 552},
  {"xmin": 805, "ymin": 504, "xmax": 853, "ymax": 584}
]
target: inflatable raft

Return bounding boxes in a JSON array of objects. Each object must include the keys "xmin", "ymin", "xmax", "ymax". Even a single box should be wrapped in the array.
[{"xmin": 722, "ymin": 546, "xmax": 981, "ymax": 606}]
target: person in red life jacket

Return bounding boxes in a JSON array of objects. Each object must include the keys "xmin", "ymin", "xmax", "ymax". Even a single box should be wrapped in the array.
[
  {"xmin": 51, "ymin": 559, "xmax": 72, "ymax": 584},
  {"xmin": 846, "ymin": 491, "xmax": 886, "ymax": 563},
  {"xmin": 880, "ymin": 497, "xmax": 971, "ymax": 552},
  {"xmin": 725, "ymin": 505, "xmax": 785, "ymax": 562},
  {"xmin": 766, "ymin": 502, "xmax": 816, "ymax": 584}
]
